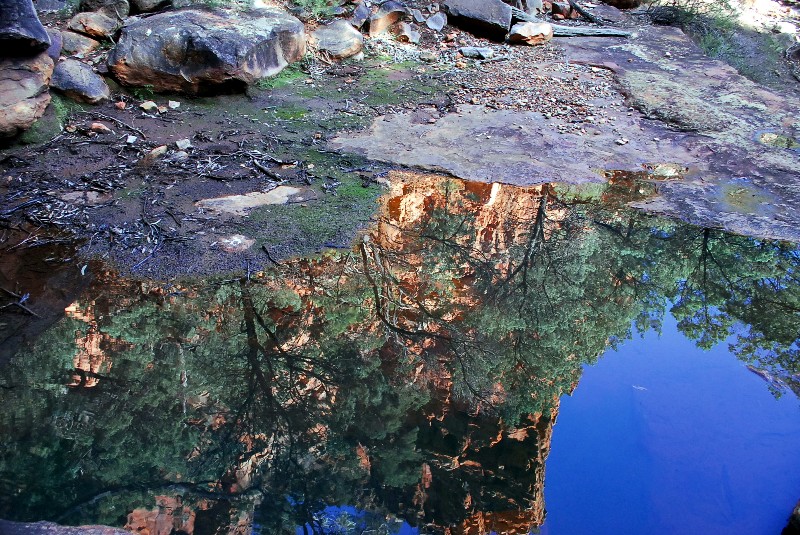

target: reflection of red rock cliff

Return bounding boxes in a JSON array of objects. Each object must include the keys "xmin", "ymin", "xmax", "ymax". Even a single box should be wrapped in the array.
[
  {"xmin": 125, "ymin": 496, "xmax": 195, "ymax": 535},
  {"xmin": 408, "ymin": 407, "xmax": 556, "ymax": 535},
  {"xmin": 125, "ymin": 495, "xmax": 255, "ymax": 535},
  {"xmin": 64, "ymin": 302, "xmax": 131, "ymax": 388},
  {"xmin": 378, "ymin": 172, "xmax": 567, "ymax": 259},
  {"xmin": 370, "ymin": 173, "xmax": 567, "ymax": 533}
]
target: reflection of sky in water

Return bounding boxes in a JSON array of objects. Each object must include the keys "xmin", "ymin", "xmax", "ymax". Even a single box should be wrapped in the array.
[
  {"xmin": 543, "ymin": 312, "xmax": 800, "ymax": 535},
  {"xmin": 299, "ymin": 306, "xmax": 800, "ymax": 535}
]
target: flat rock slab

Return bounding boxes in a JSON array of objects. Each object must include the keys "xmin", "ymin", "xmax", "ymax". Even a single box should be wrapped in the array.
[
  {"xmin": 335, "ymin": 24, "xmax": 800, "ymax": 243},
  {"xmin": 195, "ymin": 185, "xmax": 304, "ymax": 215},
  {"xmin": 0, "ymin": 520, "xmax": 127, "ymax": 535},
  {"xmin": 560, "ymin": 25, "xmax": 800, "ymax": 242},
  {"xmin": 331, "ymin": 104, "xmax": 695, "ymax": 186},
  {"xmin": 107, "ymin": 7, "xmax": 306, "ymax": 94}
]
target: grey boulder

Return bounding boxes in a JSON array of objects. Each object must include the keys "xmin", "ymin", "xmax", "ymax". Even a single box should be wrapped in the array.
[
  {"xmin": 80, "ymin": 0, "xmax": 130, "ymax": 18},
  {"xmin": 443, "ymin": 0, "xmax": 511, "ymax": 40},
  {"xmin": 0, "ymin": 52, "xmax": 53, "ymax": 138},
  {"xmin": 349, "ymin": 2, "xmax": 370, "ymax": 29},
  {"xmin": 45, "ymin": 28, "xmax": 61, "ymax": 59},
  {"xmin": 51, "ymin": 58, "xmax": 110, "ymax": 103},
  {"xmin": 425, "ymin": 11, "xmax": 447, "ymax": 31},
  {"xmin": 459, "ymin": 46, "xmax": 493, "ymax": 59},
  {"xmin": 130, "ymin": 0, "xmax": 168, "ymax": 13},
  {"xmin": 61, "ymin": 30, "xmax": 100, "ymax": 55},
  {"xmin": 0, "ymin": 0, "xmax": 51, "ymax": 54},
  {"xmin": 311, "ymin": 19, "xmax": 363, "ymax": 59},
  {"xmin": 107, "ymin": 7, "xmax": 306, "ymax": 94}
]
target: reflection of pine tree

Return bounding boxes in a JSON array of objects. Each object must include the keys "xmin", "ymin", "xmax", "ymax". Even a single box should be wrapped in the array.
[{"xmin": 1, "ymin": 174, "xmax": 799, "ymax": 533}]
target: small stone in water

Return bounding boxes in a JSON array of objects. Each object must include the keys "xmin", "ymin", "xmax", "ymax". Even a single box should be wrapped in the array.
[
  {"xmin": 168, "ymin": 100, "xmax": 181, "ymax": 109},
  {"xmin": 126, "ymin": 135, "xmax": 137, "ymax": 144},
  {"xmin": 140, "ymin": 100, "xmax": 158, "ymax": 111}
]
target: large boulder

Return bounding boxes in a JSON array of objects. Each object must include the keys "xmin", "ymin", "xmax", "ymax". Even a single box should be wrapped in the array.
[
  {"xmin": 311, "ymin": 19, "xmax": 363, "ymax": 59},
  {"xmin": 51, "ymin": 58, "xmax": 110, "ymax": 103},
  {"xmin": 0, "ymin": 0, "xmax": 51, "ymax": 54},
  {"xmin": 67, "ymin": 11, "xmax": 121, "ymax": 39},
  {"xmin": 443, "ymin": 0, "xmax": 511, "ymax": 40},
  {"xmin": 80, "ymin": 0, "xmax": 130, "ymax": 18},
  {"xmin": 0, "ymin": 52, "xmax": 53, "ymax": 138},
  {"xmin": 107, "ymin": 7, "xmax": 306, "ymax": 94}
]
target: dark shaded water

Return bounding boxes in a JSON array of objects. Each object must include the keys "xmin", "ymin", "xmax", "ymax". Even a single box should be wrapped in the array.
[{"xmin": 1, "ymin": 174, "xmax": 799, "ymax": 534}]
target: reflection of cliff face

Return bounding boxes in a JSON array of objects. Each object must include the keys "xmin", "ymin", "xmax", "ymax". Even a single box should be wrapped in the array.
[
  {"xmin": 354, "ymin": 173, "xmax": 573, "ymax": 533},
  {"xmin": 409, "ymin": 407, "xmax": 556, "ymax": 535},
  {"xmin": 378, "ymin": 172, "xmax": 567, "ymax": 262},
  {"xmin": 65, "ymin": 302, "xmax": 131, "ymax": 388},
  {"xmin": 125, "ymin": 494, "xmax": 257, "ymax": 535},
  {"xmin": 0, "ymin": 176, "xmax": 584, "ymax": 535}
]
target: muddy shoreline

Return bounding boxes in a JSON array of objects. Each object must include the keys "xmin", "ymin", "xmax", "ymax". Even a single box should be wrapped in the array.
[{"xmin": 2, "ymin": 23, "xmax": 800, "ymax": 280}]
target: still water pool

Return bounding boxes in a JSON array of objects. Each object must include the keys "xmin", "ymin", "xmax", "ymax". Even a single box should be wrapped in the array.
[{"xmin": 1, "ymin": 175, "xmax": 798, "ymax": 534}]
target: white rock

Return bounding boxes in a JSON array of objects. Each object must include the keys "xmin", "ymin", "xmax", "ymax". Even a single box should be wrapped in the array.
[
  {"xmin": 175, "ymin": 138, "xmax": 192, "ymax": 150},
  {"xmin": 507, "ymin": 21, "xmax": 553, "ymax": 45}
]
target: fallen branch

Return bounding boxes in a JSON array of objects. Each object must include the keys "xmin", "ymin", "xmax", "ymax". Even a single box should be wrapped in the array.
[
  {"xmin": 251, "ymin": 159, "xmax": 283, "ymax": 180},
  {"xmin": 0, "ymin": 301, "xmax": 41, "ymax": 318},
  {"xmin": 510, "ymin": 5, "xmax": 630, "ymax": 36},
  {"xmin": 568, "ymin": 0, "xmax": 604, "ymax": 24},
  {"xmin": 551, "ymin": 25, "xmax": 630, "ymax": 37}
]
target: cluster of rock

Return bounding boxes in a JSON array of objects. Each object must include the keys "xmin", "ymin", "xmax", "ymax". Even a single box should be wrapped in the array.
[
  {"xmin": 309, "ymin": 0, "xmax": 562, "ymax": 59},
  {"xmin": 0, "ymin": 0, "xmax": 631, "ymax": 138}
]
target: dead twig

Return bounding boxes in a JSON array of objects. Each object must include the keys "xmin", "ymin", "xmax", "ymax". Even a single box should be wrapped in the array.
[
  {"xmin": 261, "ymin": 245, "xmax": 280, "ymax": 266},
  {"xmin": 251, "ymin": 159, "xmax": 283, "ymax": 180}
]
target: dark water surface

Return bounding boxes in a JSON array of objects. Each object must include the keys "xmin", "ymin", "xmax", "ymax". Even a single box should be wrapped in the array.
[{"xmin": 1, "ymin": 174, "xmax": 798, "ymax": 534}]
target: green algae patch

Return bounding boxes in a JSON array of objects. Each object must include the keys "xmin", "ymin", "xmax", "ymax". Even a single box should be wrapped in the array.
[
  {"xmin": 757, "ymin": 131, "xmax": 800, "ymax": 150},
  {"xmin": 719, "ymin": 180, "xmax": 776, "ymax": 216}
]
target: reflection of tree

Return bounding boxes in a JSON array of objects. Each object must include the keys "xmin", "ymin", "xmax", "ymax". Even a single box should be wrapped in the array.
[{"xmin": 1, "ymin": 172, "xmax": 799, "ymax": 534}]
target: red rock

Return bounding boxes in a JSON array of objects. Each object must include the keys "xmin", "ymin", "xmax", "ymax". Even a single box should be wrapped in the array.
[{"xmin": 0, "ymin": 53, "xmax": 53, "ymax": 139}]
